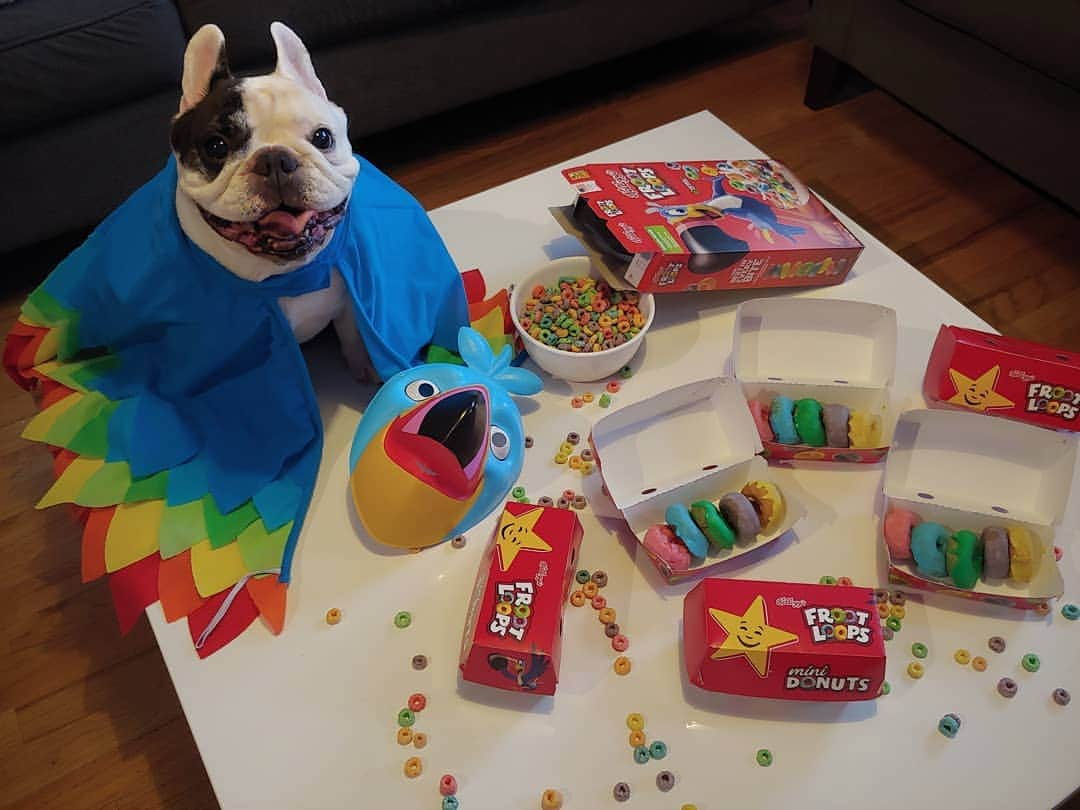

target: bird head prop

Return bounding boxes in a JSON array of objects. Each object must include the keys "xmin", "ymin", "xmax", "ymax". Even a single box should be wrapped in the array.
[{"xmin": 349, "ymin": 327, "xmax": 542, "ymax": 549}]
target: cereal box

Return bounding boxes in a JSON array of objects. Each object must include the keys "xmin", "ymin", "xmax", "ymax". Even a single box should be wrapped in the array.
[
  {"xmin": 923, "ymin": 325, "xmax": 1080, "ymax": 432},
  {"xmin": 551, "ymin": 159, "xmax": 863, "ymax": 293},
  {"xmin": 459, "ymin": 501, "xmax": 583, "ymax": 695},
  {"xmin": 683, "ymin": 578, "xmax": 886, "ymax": 701}
]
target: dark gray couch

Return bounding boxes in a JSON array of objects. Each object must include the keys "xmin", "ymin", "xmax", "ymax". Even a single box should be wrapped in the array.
[
  {"xmin": 805, "ymin": 0, "xmax": 1080, "ymax": 211},
  {"xmin": 0, "ymin": 0, "xmax": 772, "ymax": 253}
]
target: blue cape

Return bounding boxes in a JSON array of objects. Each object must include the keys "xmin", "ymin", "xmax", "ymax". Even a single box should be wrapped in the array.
[{"xmin": 31, "ymin": 155, "xmax": 468, "ymax": 581}]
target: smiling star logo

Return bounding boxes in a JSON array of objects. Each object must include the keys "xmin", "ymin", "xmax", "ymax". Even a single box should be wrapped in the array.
[
  {"xmin": 495, "ymin": 507, "xmax": 551, "ymax": 571},
  {"xmin": 946, "ymin": 365, "xmax": 1015, "ymax": 412},
  {"xmin": 708, "ymin": 595, "xmax": 799, "ymax": 677}
]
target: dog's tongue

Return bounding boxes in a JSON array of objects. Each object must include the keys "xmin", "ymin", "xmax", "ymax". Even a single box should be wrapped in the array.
[{"xmin": 257, "ymin": 208, "xmax": 316, "ymax": 236}]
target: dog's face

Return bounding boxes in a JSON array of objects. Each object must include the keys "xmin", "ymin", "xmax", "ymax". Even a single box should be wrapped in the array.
[{"xmin": 171, "ymin": 23, "xmax": 359, "ymax": 278}]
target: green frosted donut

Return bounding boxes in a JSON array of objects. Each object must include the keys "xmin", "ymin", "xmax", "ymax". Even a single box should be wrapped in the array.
[
  {"xmin": 793, "ymin": 399, "xmax": 826, "ymax": 446},
  {"xmin": 690, "ymin": 500, "xmax": 735, "ymax": 550},
  {"xmin": 946, "ymin": 529, "xmax": 983, "ymax": 589}
]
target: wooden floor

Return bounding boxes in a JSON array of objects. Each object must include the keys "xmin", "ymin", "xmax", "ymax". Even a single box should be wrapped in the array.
[{"xmin": 2, "ymin": 9, "xmax": 1078, "ymax": 810}]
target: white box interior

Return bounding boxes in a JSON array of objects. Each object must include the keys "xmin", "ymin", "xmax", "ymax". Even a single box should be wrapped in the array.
[
  {"xmin": 734, "ymin": 297, "xmax": 897, "ymax": 388},
  {"xmin": 884, "ymin": 409, "xmax": 1077, "ymax": 526}
]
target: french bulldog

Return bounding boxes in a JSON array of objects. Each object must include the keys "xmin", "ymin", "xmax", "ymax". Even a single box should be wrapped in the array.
[{"xmin": 170, "ymin": 22, "xmax": 376, "ymax": 379}]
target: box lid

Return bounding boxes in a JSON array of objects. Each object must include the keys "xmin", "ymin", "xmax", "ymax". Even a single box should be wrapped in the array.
[
  {"xmin": 884, "ymin": 409, "xmax": 1078, "ymax": 526},
  {"xmin": 734, "ymin": 298, "xmax": 897, "ymax": 389},
  {"xmin": 590, "ymin": 377, "xmax": 761, "ymax": 514}
]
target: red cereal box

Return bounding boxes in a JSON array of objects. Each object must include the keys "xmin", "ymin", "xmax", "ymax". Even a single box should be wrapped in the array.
[
  {"xmin": 459, "ymin": 501, "xmax": 583, "ymax": 695},
  {"xmin": 923, "ymin": 325, "xmax": 1080, "ymax": 432},
  {"xmin": 683, "ymin": 578, "xmax": 886, "ymax": 701},
  {"xmin": 551, "ymin": 159, "xmax": 863, "ymax": 293}
]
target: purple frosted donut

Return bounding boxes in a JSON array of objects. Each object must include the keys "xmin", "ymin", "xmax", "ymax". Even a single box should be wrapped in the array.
[
  {"xmin": 822, "ymin": 403, "xmax": 851, "ymax": 448},
  {"xmin": 981, "ymin": 526, "xmax": 1010, "ymax": 579}
]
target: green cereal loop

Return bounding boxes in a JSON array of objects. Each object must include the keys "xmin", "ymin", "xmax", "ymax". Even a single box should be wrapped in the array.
[
  {"xmin": 576, "ymin": 569, "xmax": 591, "ymax": 584},
  {"xmin": 793, "ymin": 399, "xmax": 826, "ymax": 446},
  {"xmin": 394, "ymin": 611, "xmax": 412, "ymax": 629},
  {"xmin": 1021, "ymin": 653, "xmax": 1041, "ymax": 672},
  {"xmin": 633, "ymin": 745, "xmax": 650, "ymax": 764},
  {"xmin": 879, "ymin": 681, "xmax": 891, "ymax": 696},
  {"xmin": 756, "ymin": 749, "xmax": 773, "ymax": 767},
  {"xmin": 886, "ymin": 617, "xmax": 902, "ymax": 632},
  {"xmin": 912, "ymin": 642, "xmax": 928, "ymax": 659},
  {"xmin": 398, "ymin": 708, "xmax": 416, "ymax": 727},
  {"xmin": 511, "ymin": 486, "xmax": 526, "ymax": 499},
  {"xmin": 819, "ymin": 575, "xmax": 837, "ymax": 585}
]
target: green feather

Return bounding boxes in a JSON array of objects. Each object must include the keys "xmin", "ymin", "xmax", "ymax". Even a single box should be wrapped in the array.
[
  {"xmin": 43, "ymin": 391, "xmax": 110, "ymax": 447},
  {"xmin": 75, "ymin": 461, "xmax": 132, "ymax": 507},
  {"xmin": 237, "ymin": 520, "xmax": 291, "ymax": 573},
  {"xmin": 158, "ymin": 500, "xmax": 208, "ymax": 559},
  {"xmin": 66, "ymin": 400, "xmax": 119, "ymax": 457},
  {"xmin": 125, "ymin": 470, "xmax": 169, "ymax": 502},
  {"xmin": 203, "ymin": 497, "xmax": 259, "ymax": 548}
]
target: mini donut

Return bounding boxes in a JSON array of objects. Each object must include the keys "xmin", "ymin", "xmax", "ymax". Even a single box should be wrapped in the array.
[
  {"xmin": 643, "ymin": 524, "xmax": 691, "ymax": 573},
  {"xmin": 910, "ymin": 521, "xmax": 949, "ymax": 578},
  {"xmin": 768, "ymin": 395, "xmax": 799, "ymax": 444},
  {"xmin": 740, "ymin": 480, "xmax": 785, "ymax": 533},
  {"xmin": 981, "ymin": 526, "xmax": 1010, "ymax": 579},
  {"xmin": 748, "ymin": 399, "xmax": 774, "ymax": 443},
  {"xmin": 718, "ymin": 492, "xmax": 762, "ymax": 544},
  {"xmin": 690, "ymin": 500, "xmax": 735, "ymax": 550},
  {"xmin": 883, "ymin": 505, "xmax": 919, "ymax": 561},
  {"xmin": 1007, "ymin": 526, "xmax": 1040, "ymax": 582},
  {"xmin": 822, "ymin": 403, "xmax": 851, "ymax": 448},
  {"xmin": 946, "ymin": 529, "xmax": 983, "ymax": 589},
  {"xmin": 664, "ymin": 502, "xmax": 709, "ymax": 561},
  {"xmin": 793, "ymin": 399, "xmax": 826, "ymax": 446},
  {"xmin": 848, "ymin": 411, "xmax": 883, "ymax": 449}
]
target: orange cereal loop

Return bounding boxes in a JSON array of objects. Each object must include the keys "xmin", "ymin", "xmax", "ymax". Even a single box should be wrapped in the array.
[
  {"xmin": 569, "ymin": 590, "xmax": 586, "ymax": 607},
  {"xmin": 404, "ymin": 757, "xmax": 423, "ymax": 778},
  {"xmin": 614, "ymin": 656, "xmax": 632, "ymax": 676},
  {"xmin": 397, "ymin": 727, "xmax": 413, "ymax": 745},
  {"xmin": 325, "ymin": 608, "xmax": 342, "ymax": 625},
  {"xmin": 412, "ymin": 732, "xmax": 428, "ymax": 749},
  {"xmin": 582, "ymin": 392, "xmax": 595, "ymax": 403},
  {"xmin": 878, "ymin": 603, "xmax": 890, "ymax": 618},
  {"xmin": 598, "ymin": 607, "xmax": 616, "ymax": 624},
  {"xmin": 972, "ymin": 656, "xmax": 987, "ymax": 672},
  {"xmin": 541, "ymin": 788, "xmax": 564, "ymax": 809},
  {"xmin": 629, "ymin": 730, "xmax": 646, "ymax": 747},
  {"xmin": 583, "ymin": 581, "xmax": 599, "ymax": 599}
]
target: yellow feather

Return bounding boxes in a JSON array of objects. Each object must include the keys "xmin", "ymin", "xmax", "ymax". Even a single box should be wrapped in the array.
[
  {"xmin": 190, "ymin": 538, "xmax": 249, "ymax": 598},
  {"xmin": 22, "ymin": 390, "xmax": 84, "ymax": 441},
  {"xmin": 104, "ymin": 500, "xmax": 165, "ymax": 572},
  {"xmin": 36, "ymin": 456, "xmax": 104, "ymax": 509}
]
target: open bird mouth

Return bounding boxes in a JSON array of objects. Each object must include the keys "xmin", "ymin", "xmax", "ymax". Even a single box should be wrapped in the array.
[
  {"xmin": 383, "ymin": 387, "xmax": 490, "ymax": 501},
  {"xmin": 199, "ymin": 199, "xmax": 347, "ymax": 260}
]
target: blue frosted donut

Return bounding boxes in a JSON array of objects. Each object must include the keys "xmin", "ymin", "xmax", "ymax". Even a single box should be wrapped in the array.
[
  {"xmin": 769, "ymin": 395, "xmax": 799, "ymax": 444},
  {"xmin": 664, "ymin": 503, "xmax": 709, "ymax": 561},
  {"xmin": 911, "ymin": 521, "xmax": 950, "ymax": 578}
]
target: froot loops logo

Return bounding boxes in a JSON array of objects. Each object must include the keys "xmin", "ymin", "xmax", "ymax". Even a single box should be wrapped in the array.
[
  {"xmin": 488, "ymin": 581, "xmax": 534, "ymax": 641},
  {"xmin": 1026, "ymin": 382, "xmax": 1079, "ymax": 420},
  {"xmin": 802, "ymin": 605, "xmax": 873, "ymax": 644}
]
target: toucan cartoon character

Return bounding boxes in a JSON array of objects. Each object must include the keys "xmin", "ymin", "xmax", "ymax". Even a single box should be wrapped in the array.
[
  {"xmin": 349, "ymin": 326, "xmax": 541, "ymax": 549},
  {"xmin": 488, "ymin": 648, "xmax": 549, "ymax": 690}
]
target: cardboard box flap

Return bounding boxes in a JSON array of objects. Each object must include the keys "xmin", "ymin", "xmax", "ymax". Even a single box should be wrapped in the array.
[
  {"xmin": 734, "ymin": 298, "xmax": 897, "ymax": 388},
  {"xmin": 591, "ymin": 377, "xmax": 762, "ymax": 511},
  {"xmin": 885, "ymin": 409, "xmax": 1078, "ymax": 526}
]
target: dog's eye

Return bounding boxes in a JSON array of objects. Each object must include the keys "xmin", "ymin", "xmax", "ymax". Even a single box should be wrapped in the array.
[
  {"xmin": 310, "ymin": 127, "xmax": 334, "ymax": 150},
  {"xmin": 203, "ymin": 135, "xmax": 228, "ymax": 161}
]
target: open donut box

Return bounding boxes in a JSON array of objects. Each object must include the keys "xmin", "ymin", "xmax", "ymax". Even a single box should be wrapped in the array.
[
  {"xmin": 882, "ymin": 409, "xmax": 1073, "ymax": 608},
  {"xmin": 733, "ymin": 297, "xmax": 898, "ymax": 464},
  {"xmin": 590, "ymin": 376, "xmax": 804, "ymax": 583}
]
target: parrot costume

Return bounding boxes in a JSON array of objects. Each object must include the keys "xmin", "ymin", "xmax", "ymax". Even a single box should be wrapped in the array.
[
  {"xmin": 349, "ymin": 327, "xmax": 541, "ymax": 549},
  {"xmin": 2, "ymin": 154, "xmax": 518, "ymax": 657}
]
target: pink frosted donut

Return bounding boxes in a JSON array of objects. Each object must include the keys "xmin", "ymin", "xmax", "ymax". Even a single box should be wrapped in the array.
[
  {"xmin": 643, "ymin": 524, "xmax": 692, "ymax": 573},
  {"xmin": 748, "ymin": 399, "xmax": 775, "ymax": 443},
  {"xmin": 883, "ymin": 505, "xmax": 920, "ymax": 560}
]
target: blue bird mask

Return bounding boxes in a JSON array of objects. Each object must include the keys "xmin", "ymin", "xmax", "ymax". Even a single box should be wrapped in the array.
[{"xmin": 349, "ymin": 327, "xmax": 542, "ymax": 548}]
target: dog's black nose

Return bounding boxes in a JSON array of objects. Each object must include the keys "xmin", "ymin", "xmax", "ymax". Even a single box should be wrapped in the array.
[{"xmin": 251, "ymin": 148, "xmax": 299, "ymax": 178}]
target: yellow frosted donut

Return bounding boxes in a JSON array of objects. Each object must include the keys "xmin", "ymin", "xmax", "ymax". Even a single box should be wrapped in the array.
[
  {"xmin": 740, "ymin": 480, "xmax": 786, "ymax": 533},
  {"xmin": 1007, "ymin": 526, "xmax": 1040, "ymax": 582},
  {"xmin": 848, "ymin": 411, "xmax": 882, "ymax": 449}
]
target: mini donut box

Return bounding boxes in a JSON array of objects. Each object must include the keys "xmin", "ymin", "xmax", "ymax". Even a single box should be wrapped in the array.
[
  {"xmin": 733, "ymin": 297, "xmax": 898, "ymax": 464},
  {"xmin": 590, "ymin": 376, "xmax": 805, "ymax": 583},
  {"xmin": 881, "ymin": 409, "xmax": 1073, "ymax": 608}
]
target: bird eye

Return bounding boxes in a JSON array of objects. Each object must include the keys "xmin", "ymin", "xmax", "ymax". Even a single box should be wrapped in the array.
[
  {"xmin": 203, "ymin": 135, "xmax": 228, "ymax": 161},
  {"xmin": 310, "ymin": 127, "xmax": 334, "ymax": 150},
  {"xmin": 404, "ymin": 379, "xmax": 439, "ymax": 401},
  {"xmin": 489, "ymin": 426, "xmax": 510, "ymax": 460}
]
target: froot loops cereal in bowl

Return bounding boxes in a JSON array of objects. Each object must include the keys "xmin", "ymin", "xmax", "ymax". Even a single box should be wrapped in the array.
[{"xmin": 511, "ymin": 257, "xmax": 654, "ymax": 382}]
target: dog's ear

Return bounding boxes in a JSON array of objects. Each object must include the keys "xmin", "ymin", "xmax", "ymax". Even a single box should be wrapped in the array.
[
  {"xmin": 180, "ymin": 24, "xmax": 230, "ymax": 113},
  {"xmin": 270, "ymin": 21, "xmax": 327, "ymax": 101}
]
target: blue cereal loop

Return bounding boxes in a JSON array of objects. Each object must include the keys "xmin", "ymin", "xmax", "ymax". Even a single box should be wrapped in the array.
[
  {"xmin": 665, "ymin": 502, "xmax": 709, "ymax": 561},
  {"xmin": 769, "ymin": 395, "xmax": 799, "ymax": 444}
]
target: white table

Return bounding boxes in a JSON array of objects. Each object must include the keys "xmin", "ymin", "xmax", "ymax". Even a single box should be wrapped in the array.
[{"xmin": 150, "ymin": 112, "xmax": 1080, "ymax": 809}]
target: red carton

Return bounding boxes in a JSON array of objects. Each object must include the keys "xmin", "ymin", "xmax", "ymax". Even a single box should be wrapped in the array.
[
  {"xmin": 924, "ymin": 325, "xmax": 1080, "ymax": 432},
  {"xmin": 551, "ymin": 159, "xmax": 863, "ymax": 293},
  {"xmin": 459, "ymin": 501, "xmax": 583, "ymax": 695},
  {"xmin": 684, "ymin": 578, "xmax": 885, "ymax": 701}
]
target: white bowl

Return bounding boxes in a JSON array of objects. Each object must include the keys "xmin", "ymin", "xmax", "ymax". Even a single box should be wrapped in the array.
[{"xmin": 510, "ymin": 257, "xmax": 655, "ymax": 382}]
